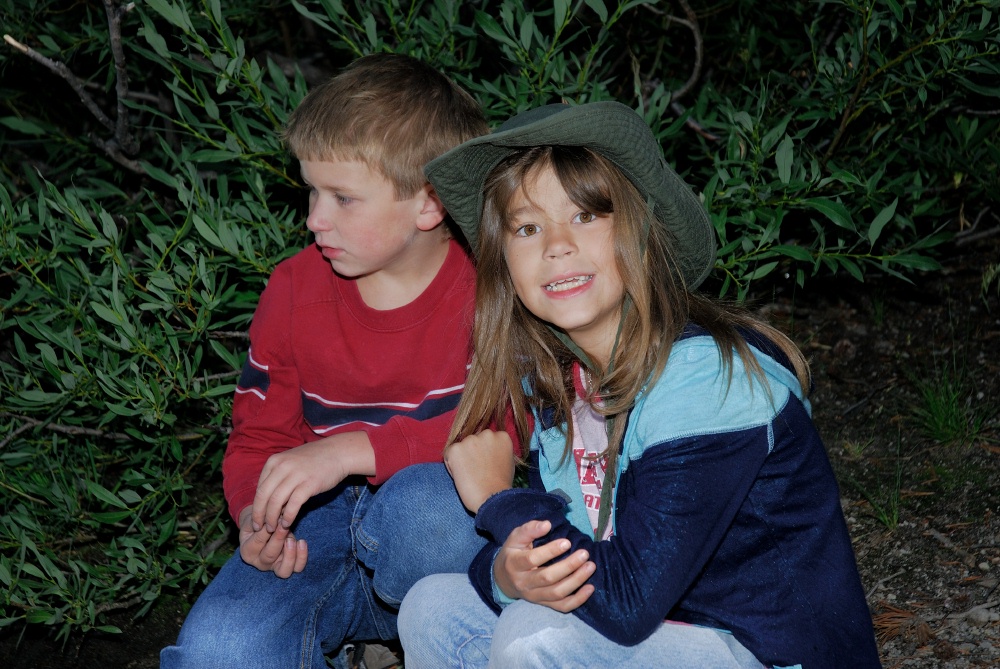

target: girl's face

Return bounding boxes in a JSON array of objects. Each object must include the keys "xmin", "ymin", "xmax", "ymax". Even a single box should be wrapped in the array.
[{"xmin": 503, "ymin": 165, "xmax": 625, "ymax": 367}]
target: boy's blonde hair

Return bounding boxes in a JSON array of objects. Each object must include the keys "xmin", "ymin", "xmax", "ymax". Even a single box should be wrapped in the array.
[{"xmin": 284, "ymin": 54, "xmax": 488, "ymax": 199}]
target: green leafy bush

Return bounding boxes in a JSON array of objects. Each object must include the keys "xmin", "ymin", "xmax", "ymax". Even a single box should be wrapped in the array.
[{"xmin": 1, "ymin": 0, "xmax": 997, "ymax": 639}]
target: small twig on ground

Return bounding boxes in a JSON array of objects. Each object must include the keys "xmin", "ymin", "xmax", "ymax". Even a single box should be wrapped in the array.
[
  {"xmin": 200, "ymin": 533, "xmax": 231, "ymax": 558},
  {"xmin": 841, "ymin": 379, "xmax": 896, "ymax": 418},
  {"xmin": 927, "ymin": 527, "xmax": 978, "ymax": 568},
  {"xmin": 95, "ymin": 594, "xmax": 145, "ymax": 615},
  {"xmin": 868, "ymin": 569, "xmax": 907, "ymax": 599}
]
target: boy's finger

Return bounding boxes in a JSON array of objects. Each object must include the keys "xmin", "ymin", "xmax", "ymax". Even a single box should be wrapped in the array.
[
  {"xmin": 238, "ymin": 527, "xmax": 268, "ymax": 564},
  {"xmin": 273, "ymin": 536, "xmax": 297, "ymax": 579},
  {"xmin": 293, "ymin": 539, "xmax": 309, "ymax": 573},
  {"xmin": 258, "ymin": 525, "xmax": 290, "ymax": 566},
  {"xmin": 280, "ymin": 488, "xmax": 311, "ymax": 529},
  {"xmin": 250, "ymin": 474, "xmax": 277, "ymax": 532},
  {"xmin": 263, "ymin": 478, "xmax": 294, "ymax": 532}
]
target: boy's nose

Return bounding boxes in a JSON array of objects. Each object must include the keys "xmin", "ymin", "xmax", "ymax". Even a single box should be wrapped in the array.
[{"xmin": 306, "ymin": 204, "xmax": 332, "ymax": 232}]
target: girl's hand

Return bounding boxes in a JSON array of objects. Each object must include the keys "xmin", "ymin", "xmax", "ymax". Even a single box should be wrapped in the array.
[
  {"xmin": 494, "ymin": 520, "xmax": 596, "ymax": 613},
  {"xmin": 444, "ymin": 430, "xmax": 515, "ymax": 513}
]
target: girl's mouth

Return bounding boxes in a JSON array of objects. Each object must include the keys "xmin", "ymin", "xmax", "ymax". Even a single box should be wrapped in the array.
[{"xmin": 544, "ymin": 275, "xmax": 593, "ymax": 292}]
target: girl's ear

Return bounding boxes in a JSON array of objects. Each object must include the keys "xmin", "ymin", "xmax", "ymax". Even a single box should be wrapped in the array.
[{"xmin": 415, "ymin": 184, "xmax": 446, "ymax": 231}]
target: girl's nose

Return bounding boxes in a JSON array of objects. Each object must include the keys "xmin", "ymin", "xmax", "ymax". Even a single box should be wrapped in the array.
[{"xmin": 544, "ymin": 225, "xmax": 577, "ymax": 259}]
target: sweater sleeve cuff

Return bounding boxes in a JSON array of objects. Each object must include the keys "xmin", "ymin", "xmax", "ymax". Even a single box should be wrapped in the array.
[
  {"xmin": 363, "ymin": 422, "xmax": 409, "ymax": 485},
  {"xmin": 227, "ymin": 487, "xmax": 256, "ymax": 525}
]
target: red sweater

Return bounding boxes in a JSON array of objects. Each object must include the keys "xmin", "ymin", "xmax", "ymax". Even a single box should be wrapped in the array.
[{"xmin": 222, "ymin": 239, "xmax": 476, "ymax": 522}]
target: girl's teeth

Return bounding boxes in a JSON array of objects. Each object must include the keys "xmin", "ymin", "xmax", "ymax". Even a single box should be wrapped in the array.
[{"xmin": 545, "ymin": 276, "xmax": 592, "ymax": 292}]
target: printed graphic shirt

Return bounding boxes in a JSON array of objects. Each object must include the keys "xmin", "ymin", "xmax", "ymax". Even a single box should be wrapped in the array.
[
  {"xmin": 569, "ymin": 363, "xmax": 613, "ymax": 540},
  {"xmin": 221, "ymin": 239, "xmax": 476, "ymax": 522}
]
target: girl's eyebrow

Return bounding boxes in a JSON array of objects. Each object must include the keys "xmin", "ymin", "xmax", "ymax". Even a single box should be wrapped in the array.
[{"xmin": 508, "ymin": 200, "xmax": 542, "ymax": 219}]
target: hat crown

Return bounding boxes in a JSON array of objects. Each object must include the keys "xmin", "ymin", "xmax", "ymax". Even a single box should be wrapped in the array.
[
  {"xmin": 425, "ymin": 101, "xmax": 717, "ymax": 289},
  {"xmin": 497, "ymin": 103, "xmax": 570, "ymax": 132}
]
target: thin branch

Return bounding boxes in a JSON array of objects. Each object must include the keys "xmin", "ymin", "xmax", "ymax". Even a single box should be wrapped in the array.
[
  {"xmin": 92, "ymin": 135, "xmax": 146, "ymax": 173},
  {"xmin": 953, "ymin": 207, "xmax": 994, "ymax": 246},
  {"xmin": 94, "ymin": 594, "xmax": 145, "ymax": 615},
  {"xmin": 666, "ymin": 0, "xmax": 703, "ymax": 102},
  {"xmin": 103, "ymin": 0, "xmax": 138, "ymax": 154},
  {"xmin": 0, "ymin": 413, "xmax": 133, "ymax": 447},
  {"xmin": 200, "ymin": 533, "xmax": 231, "ymax": 558},
  {"xmin": 670, "ymin": 101, "xmax": 721, "ymax": 142},
  {"xmin": 208, "ymin": 330, "xmax": 251, "ymax": 340},
  {"xmin": 823, "ymin": 7, "xmax": 963, "ymax": 164},
  {"xmin": 642, "ymin": 0, "xmax": 704, "ymax": 102},
  {"xmin": 5, "ymin": 1, "xmax": 142, "ymax": 171},
  {"xmin": 958, "ymin": 108, "xmax": 1000, "ymax": 117},
  {"xmin": 3, "ymin": 34, "xmax": 115, "ymax": 132},
  {"xmin": 0, "ymin": 412, "xmax": 231, "ymax": 448}
]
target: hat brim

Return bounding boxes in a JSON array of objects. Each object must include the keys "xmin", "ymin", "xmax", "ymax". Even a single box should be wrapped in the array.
[{"xmin": 425, "ymin": 101, "xmax": 716, "ymax": 289}]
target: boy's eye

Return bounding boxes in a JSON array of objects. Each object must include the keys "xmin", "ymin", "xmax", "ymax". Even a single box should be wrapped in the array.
[
  {"xmin": 514, "ymin": 223, "xmax": 540, "ymax": 237},
  {"xmin": 574, "ymin": 211, "xmax": 596, "ymax": 224},
  {"xmin": 335, "ymin": 194, "xmax": 353, "ymax": 206}
]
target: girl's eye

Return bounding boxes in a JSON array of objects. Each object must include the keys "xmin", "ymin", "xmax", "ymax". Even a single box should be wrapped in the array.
[
  {"xmin": 575, "ymin": 211, "xmax": 596, "ymax": 224},
  {"xmin": 514, "ymin": 223, "xmax": 540, "ymax": 237}
]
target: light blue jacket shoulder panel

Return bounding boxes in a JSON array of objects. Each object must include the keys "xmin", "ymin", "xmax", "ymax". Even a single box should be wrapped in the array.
[{"xmin": 623, "ymin": 334, "xmax": 807, "ymax": 466}]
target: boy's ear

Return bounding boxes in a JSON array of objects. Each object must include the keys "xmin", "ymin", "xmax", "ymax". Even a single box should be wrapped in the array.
[{"xmin": 415, "ymin": 184, "xmax": 446, "ymax": 231}]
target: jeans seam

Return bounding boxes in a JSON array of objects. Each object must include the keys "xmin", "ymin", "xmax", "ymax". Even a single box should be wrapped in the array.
[
  {"xmin": 457, "ymin": 633, "xmax": 492, "ymax": 669},
  {"xmin": 352, "ymin": 485, "xmax": 380, "ymax": 556},
  {"xmin": 299, "ymin": 558, "xmax": 345, "ymax": 668}
]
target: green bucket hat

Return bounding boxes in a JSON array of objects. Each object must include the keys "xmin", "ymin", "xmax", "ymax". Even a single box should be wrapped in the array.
[{"xmin": 425, "ymin": 100, "xmax": 716, "ymax": 288}]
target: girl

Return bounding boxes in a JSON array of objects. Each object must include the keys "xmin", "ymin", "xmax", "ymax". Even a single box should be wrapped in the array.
[{"xmin": 399, "ymin": 101, "xmax": 881, "ymax": 669}]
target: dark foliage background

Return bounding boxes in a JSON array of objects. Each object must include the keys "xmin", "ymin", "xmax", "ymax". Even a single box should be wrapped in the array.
[{"xmin": 1, "ymin": 0, "xmax": 998, "ymax": 642}]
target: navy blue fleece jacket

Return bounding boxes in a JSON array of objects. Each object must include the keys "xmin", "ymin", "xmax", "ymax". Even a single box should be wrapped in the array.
[{"xmin": 470, "ymin": 328, "xmax": 881, "ymax": 669}]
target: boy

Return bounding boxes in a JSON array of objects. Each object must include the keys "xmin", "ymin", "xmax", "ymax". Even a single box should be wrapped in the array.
[{"xmin": 161, "ymin": 54, "xmax": 490, "ymax": 668}]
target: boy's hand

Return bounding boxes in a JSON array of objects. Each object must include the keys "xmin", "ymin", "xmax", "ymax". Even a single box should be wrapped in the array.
[
  {"xmin": 443, "ymin": 430, "xmax": 515, "ymax": 513},
  {"xmin": 237, "ymin": 506, "xmax": 309, "ymax": 577},
  {"xmin": 251, "ymin": 432, "xmax": 375, "ymax": 534},
  {"xmin": 494, "ymin": 519, "xmax": 596, "ymax": 613}
]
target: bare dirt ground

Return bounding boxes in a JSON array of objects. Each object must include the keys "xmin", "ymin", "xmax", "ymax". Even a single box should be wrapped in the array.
[{"xmin": 2, "ymin": 237, "xmax": 998, "ymax": 668}]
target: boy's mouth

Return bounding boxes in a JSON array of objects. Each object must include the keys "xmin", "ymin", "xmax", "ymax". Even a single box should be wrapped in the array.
[
  {"xmin": 544, "ymin": 275, "xmax": 593, "ymax": 292},
  {"xmin": 320, "ymin": 246, "xmax": 344, "ymax": 260}
]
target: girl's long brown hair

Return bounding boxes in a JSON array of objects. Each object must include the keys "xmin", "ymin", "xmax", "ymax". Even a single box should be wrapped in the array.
[{"xmin": 448, "ymin": 146, "xmax": 810, "ymax": 466}]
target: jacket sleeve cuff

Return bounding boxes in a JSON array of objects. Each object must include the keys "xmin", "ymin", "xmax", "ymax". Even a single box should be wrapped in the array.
[
  {"xmin": 469, "ymin": 545, "xmax": 507, "ymax": 613},
  {"xmin": 474, "ymin": 488, "xmax": 570, "ymax": 544}
]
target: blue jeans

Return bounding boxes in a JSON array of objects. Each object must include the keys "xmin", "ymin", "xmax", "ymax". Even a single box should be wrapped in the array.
[
  {"xmin": 398, "ymin": 574, "xmax": 770, "ymax": 669},
  {"xmin": 160, "ymin": 463, "xmax": 484, "ymax": 669}
]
